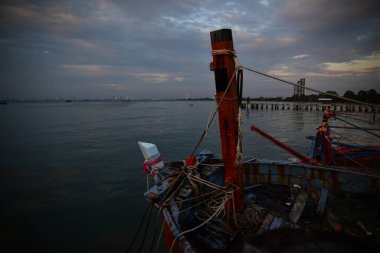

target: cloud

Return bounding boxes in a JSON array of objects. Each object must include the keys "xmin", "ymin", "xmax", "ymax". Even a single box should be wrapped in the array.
[
  {"xmin": 61, "ymin": 64, "xmax": 185, "ymax": 84},
  {"xmin": 274, "ymin": 71, "xmax": 352, "ymax": 79},
  {"xmin": 66, "ymin": 38, "xmax": 107, "ymax": 51},
  {"xmin": 238, "ymin": 33, "xmax": 300, "ymax": 51},
  {"xmin": 133, "ymin": 72, "xmax": 185, "ymax": 84},
  {"xmin": 321, "ymin": 53, "xmax": 380, "ymax": 74},
  {"xmin": 293, "ymin": 54, "xmax": 309, "ymax": 59},
  {"xmin": 277, "ymin": 0, "xmax": 380, "ymax": 32},
  {"xmin": 0, "ymin": 0, "xmax": 379, "ymax": 99},
  {"xmin": 259, "ymin": 0, "xmax": 270, "ymax": 7},
  {"xmin": 61, "ymin": 64, "xmax": 115, "ymax": 77},
  {"xmin": 0, "ymin": 2, "xmax": 82, "ymax": 35},
  {"xmin": 265, "ymin": 53, "xmax": 380, "ymax": 82},
  {"xmin": 267, "ymin": 67, "xmax": 351, "ymax": 79},
  {"xmin": 101, "ymin": 83, "xmax": 129, "ymax": 90}
]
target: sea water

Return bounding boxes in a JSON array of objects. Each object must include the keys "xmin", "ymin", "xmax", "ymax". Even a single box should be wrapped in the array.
[{"xmin": 0, "ymin": 101, "xmax": 378, "ymax": 252}]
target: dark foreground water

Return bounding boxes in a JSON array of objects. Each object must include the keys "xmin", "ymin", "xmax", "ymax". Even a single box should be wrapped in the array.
[{"xmin": 0, "ymin": 101, "xmax": 378, "ymax": 252}]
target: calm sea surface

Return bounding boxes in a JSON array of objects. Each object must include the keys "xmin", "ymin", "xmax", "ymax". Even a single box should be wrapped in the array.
[{"xmin": 1, "ymin": 101, "xmax": 378, "ymax": 252}]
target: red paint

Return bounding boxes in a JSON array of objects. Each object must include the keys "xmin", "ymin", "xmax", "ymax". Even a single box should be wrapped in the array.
[
  {"xmin": 210, "ymin": 29, "xmax": 244, "ymax": 212},
  {"xmin": 163, "ymin": 220, "xmax": 175, "ymax": 251},
  {"xmin": 185, "ymin": 155, "xmax": 198, "ymax": 167},
  {"xmin": 251, "ymin": 125, "xmax": 313, "ymax": 164}
]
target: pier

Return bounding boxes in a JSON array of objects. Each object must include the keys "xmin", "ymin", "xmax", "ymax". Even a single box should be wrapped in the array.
[{"xmin": 241, "ymin": 101, "xmax": 380, "ymax": 113}]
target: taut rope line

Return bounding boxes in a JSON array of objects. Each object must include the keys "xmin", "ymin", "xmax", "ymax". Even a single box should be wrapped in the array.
[{"xmin": 240, "ymin": 66, "xmax": 380, "ymax": 109}]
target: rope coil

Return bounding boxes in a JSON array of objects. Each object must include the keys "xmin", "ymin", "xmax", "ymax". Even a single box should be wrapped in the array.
[{"xmin": 211, "ymin": 49, "xmax": 242, "ymax": 69}]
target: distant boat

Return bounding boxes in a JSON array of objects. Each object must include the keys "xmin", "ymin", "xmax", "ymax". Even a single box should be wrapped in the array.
[
  {"xmin": 65, "ymin": 99, "xmax": 72, "ymax": 102},
  {"xmin": 0, "ymin": 100, "xmax": 7, "ymax": 105},
  {"xmin": 189, "ymin": 103, "xmax": 194, "ymax": 106}
]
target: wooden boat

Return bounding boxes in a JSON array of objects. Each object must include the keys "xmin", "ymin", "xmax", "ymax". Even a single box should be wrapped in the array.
[
  {"xmin": 308, "ymin": 109, "xmax": 380, "ymax": 169},
  {"xmin": 137, "ymin": 29, "xmax": 380, "ymax": 253},
  {"xmin": 250, "ymin": 109, "xmax": 380, "ymax": 170}
]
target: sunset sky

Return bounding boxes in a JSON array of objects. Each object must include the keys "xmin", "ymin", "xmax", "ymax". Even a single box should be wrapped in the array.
[{"xmin": 1, "ymin": 0, "xmax": 379, "ymax": 99}]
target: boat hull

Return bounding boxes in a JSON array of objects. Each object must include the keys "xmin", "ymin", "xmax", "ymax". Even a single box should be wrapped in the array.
[{"xmin": 145, "ymin": 157, "xmax": 380, "ymax": 252}]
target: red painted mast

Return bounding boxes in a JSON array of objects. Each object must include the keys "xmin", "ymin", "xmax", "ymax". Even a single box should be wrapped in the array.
[{"xmin": 210, "ymin": 29, "xmax": 244, "ymax": 211}]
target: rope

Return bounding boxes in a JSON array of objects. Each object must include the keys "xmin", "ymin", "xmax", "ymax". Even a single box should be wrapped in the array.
[
  {"xmin": 158, "ymin": 172, "xmax": 187, "ymax": 213},
  {"xmin": 330, "ymin": 129, "xmax": 372, "ymax": 151},
  {"xmin": 137, "ymin": 204, "xmax": 154, "ymax": 253},
  {"xmin": 148, "ymin": 214, "xmax": 164, "ymax": 253},
  {"xmin": 330, "ymin": 130, "xmax": 373, "ymax": 169},
  {"xmin": 184, "ymin": 170, "xmax": 225, "ymax": 190},
  {"xmin": 334, "ymin": 144, "xmax": 370, "ymax": 169},
  {"xmin": 237, "ymin": 68, "xmax": 243, "ymax": 103},
  {"xmin": 334, "ymin": 112, "xmax": 376, "ymax": 125},
  {"xmin": 152, "ymin": 221, "xmax": 165, "ymax": 253},
  {"xmin": 241, "ymin": 203, "xmax": 266, "ymax": 229},
  {"xmin": 235, "ymin": 107, "xmax": 243, "ymax": 166},
  {"xmin": 162, "ymin": 189, "xmax": 220, "ymax": 206},
  {"xmin": 330, "ymin": 126, "xmax": 380, "ymax": 131},
  {"xmin": 230, "ymin": 189, "xmax": 239, "ymax": 226},
  {"xmin": 206, "ymin": 195, "xmax": 227, "ymax": 219},
  {"xmin": 240, "ymin": 66, "xmax": 380, "ymax": 109},
  {"xmin": 125, "ymin": 204, "xmax": 152, "ymax": 253},
  {"xmin": 175, "ymin": 192, "xmax": 225, "ymax": 215},
  {"xmin": 189, "ymin": 48, "xmax": 243, "ymax": 158},
  {"xmin": 189, "ymin": 68, "xmax": 239, "ymax": 157},
  {"xmin": 335, "ymin": 116, "xmax": 380, "ymax": 138},
  {"xmin": 211, "ymin": 49, "xmax": 241, "ymax": 68},
  {"xmin": 169, "ymin": 197, "xmax": 228, "ymax": 253}
]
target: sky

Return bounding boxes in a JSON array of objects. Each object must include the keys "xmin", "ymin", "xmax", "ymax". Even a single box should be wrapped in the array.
[{"xmin": 1, "ymin": 0, "xmax": 379, "ymax": 100}]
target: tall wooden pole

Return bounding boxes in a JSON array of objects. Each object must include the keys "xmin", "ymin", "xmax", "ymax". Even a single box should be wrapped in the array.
[{"xmin": 210, "ymin": 29, "xmax": 244, "ymax": 211}]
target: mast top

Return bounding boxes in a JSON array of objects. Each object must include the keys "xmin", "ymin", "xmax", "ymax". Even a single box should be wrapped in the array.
[{"xmin": 210, "ymin": 29, "xmax": 233, "ymax": 45}]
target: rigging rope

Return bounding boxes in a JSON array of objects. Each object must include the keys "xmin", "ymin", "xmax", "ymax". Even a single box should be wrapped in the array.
[
  {"xmin": 189, "ymin": 48, "xmax": 243, "ymax": 159},
  {"xmin": 241, "ymin": 202, "xmax": 266, "ymax": 229},
  {"xmin": 152, "ymin": 220, "xmax": 165, "ymax": 253},
  {"xmin": 240, "ymin": 66, "xmax": 380, "ymax": 109},
  {"xmin": 335, "ymin": 112, "xmax": 378, "ymax": 124},
  {"xmin": 235, "ymin": 107, "xmax": 243, "ymax": 166},
  {"xmin": 189, "ymin": 67, "xmax": 239, "ymax": 157},
  {"xmin": 330, "ymin": 126, "xmax": 380, "ymax": 131},
  {"xmin": 169, "ymin": 197, "xmax": 228, "ymax": 253},
  {"xmin": 335, "ymin": 116, "xmax": 380, "ymax": 138},
  {"xmin": 125, "ymin": 204, "xmax": 152, "ymax": 253},
  {"xmin": 137, "ymin": 204, "xmax": 154, "ymax": 253},
  {"xmin": 331, "ymin": 131, "xmax": 371, "ymax": 169},
  {"xmin": 175, "ymin": 192, "xmax": 225, "ymax": 215},
  {"xmin": 148, "ymin": 214, "xmax": 164, "ymax": 253},
  {"xmin": 162, "ymin": 189, "xmax": 220, "ymax": 206},
  {"xmin": 330, "ymin": 128, "xmax": 376, "ymax": 152},
  {"xmin": 158, "ymin": 172, "xmax": 187, "ymax": 213}
]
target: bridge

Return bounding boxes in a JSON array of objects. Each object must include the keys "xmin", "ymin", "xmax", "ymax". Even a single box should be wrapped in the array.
[{"xmin": 241, "ymin": 101, "xmax": 380, "ymax": 113}]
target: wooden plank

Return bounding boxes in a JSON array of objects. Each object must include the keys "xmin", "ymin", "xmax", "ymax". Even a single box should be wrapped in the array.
[
  {"xmin": 257, "ymin": 213, "xmax": 274, "ymax": 234},
  {"xmin": 316, "ymin": 188, "xmax": 328, "ymax": 215},
  {"xmin": 289, "ymin": 191, "xmax": 308, "ymax": 223}
]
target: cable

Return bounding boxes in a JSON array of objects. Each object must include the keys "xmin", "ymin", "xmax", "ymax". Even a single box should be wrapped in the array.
[
  {"xmin": 136, "ymin": 204, "xmax": 154, "ymax": 253},
  {"xmin": 335, "ymin": 116, "xmax": 380, "ymax": 138},
  {"xmin": 189, "ymin": 68, "xmax": 239, "ymax": 157},
  {"xmin": 240, "ymin": 65, "xmax": 380, "ymax": 109},
  {"xmin": 148, "ymin": 214, "xmax": 162, "ymax": 253},
  {"xmin": 125, "ymin": 204, "xmax": 152, "ymax": 253},
  {"xmin": 169, "ymin": 197, "xmax": 228, "ymax": 253},
  {"xmin": 153, "ymin": 221, "xmax": 165, "ymax": 253},
  {"xmin": 237, "ymin": 68, "xmax": 243, "ymax": 104}
]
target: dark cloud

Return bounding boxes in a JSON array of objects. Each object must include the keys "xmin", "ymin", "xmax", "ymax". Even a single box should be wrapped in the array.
[
  {"xmin": 277, "ymin": 0, "xmax": 380, "ymax": 32},
  {"xmin": 0, "ymin": 0, "xmax": 379, "ymax": 99}
]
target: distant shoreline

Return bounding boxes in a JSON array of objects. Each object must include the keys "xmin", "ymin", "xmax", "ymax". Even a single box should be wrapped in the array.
[{"xmin": 1, "ymin": 98, "xmax": 378, "ymax": 105}]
